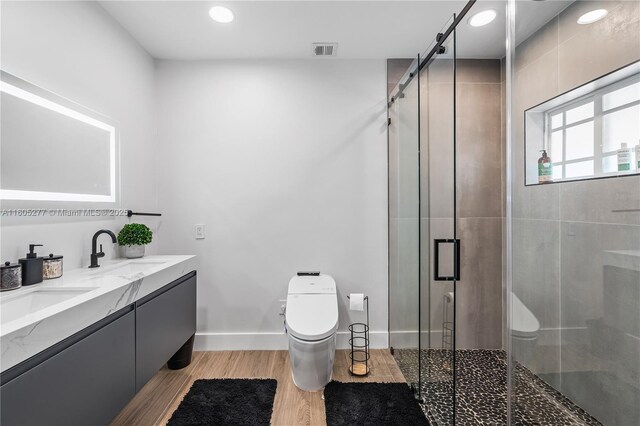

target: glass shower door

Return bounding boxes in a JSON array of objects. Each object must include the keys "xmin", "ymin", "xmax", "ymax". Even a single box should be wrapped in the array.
[
  {"xmin": 420, "ymin": 20, "xmax": 458, "ymax": 426},
  {"xmin": 388, "ymin": 18, "xmax": 458, "ymax": 423},
  {"xmin": 388, "ymin": 57, "xmax": 421, "ymax": 393}
]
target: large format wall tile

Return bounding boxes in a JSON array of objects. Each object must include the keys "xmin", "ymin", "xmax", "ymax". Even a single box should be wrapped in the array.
[
  {"xmin": 456, "ymin": 217, "xmax": 503, "ymax": 349},
  {"xmin": 515, "ymin": 16, "xmax": 559, "ymax": 72},
  {"xmin": 513, "ymin": 182, "xmax": 561, "ymax": 221},
  {"xmin": 425, "ymin": 217, "xmax": 456, "ymax": 347},
  {"xmin": 559, "ymin": 176, "xmax": 640, "ymax": 225},
  {"xmin": 562, "ymin": 221, "xmax": 640, "ymax": 324},
  {"xmin": 559, "ymin": 221, "xmax": 605, "ymax": 329},
  {"xmin": 456, "ymin": 59, "xmax": 502, "ymax": 84},
  {"xmin": 456, "ymin": 82, "xmax": 503, "ymax": 219},
  {"xmin": 425, "ymin": 81, "xmax": 455, "ymax": 219},
  {"xmin": 391, "ymin": 57, "xmax": 503, "ymax": 352},
  {"xmin": 514, "ymin": 48, "xmax": 559, "ymax": 111},
  {"xmin": 513, "ymin": 49, "xmax": 560, "ymax": 221},
  {"xmin": 512, "ymin": 218, "xmax": 561, "ymax": 330},
  {"xmin": 426, "ymin": 58, "xmax": 455, "ymax": 85},
  {"xmin": 511, "ymin": 1, "xmax": 640, "ymax": 414},
  {"xmin": 512, "ymin": 218, "xmax": 561, "ymax": 374},
  {"xmin": 559, "ymin": 221, "xmax": 640, "ymax": 426}
]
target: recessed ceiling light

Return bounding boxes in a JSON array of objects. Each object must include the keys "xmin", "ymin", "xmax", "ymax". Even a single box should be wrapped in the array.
[
  {"xmin": 577, "ymin": 9, "xmax": 608, "ymax": 25},
  {"xmin": 209, "ymin": 6, "xmax": 234, "ymax": 23},
  {"xmin": 468, "ymin": 10, "xmax": 497, "ymax": 27}
]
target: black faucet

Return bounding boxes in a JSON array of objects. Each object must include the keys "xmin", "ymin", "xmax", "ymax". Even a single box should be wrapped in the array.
[{"xmin": 89, "ymin": 229, "xmax": 117, "ymax": 268}]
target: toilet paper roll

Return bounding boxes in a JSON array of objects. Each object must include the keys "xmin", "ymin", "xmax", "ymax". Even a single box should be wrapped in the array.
[{"xmin": 349, "ymin": 293, "xmax": 365, "ymax": 311}]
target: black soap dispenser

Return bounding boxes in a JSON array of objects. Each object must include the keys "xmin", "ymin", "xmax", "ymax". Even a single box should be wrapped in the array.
[{"xmin": 19, "ymin": 244, "xmax": 44, "ymax": 286}]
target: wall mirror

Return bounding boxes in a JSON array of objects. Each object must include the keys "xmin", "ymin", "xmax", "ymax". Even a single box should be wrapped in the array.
[
  {"xmin": 525, "ymin": 61, "xmax": 640, "ymax": 185},
  {"xmin": 0, "ymin": 71, "xmax": 120, "ymax": 205}
]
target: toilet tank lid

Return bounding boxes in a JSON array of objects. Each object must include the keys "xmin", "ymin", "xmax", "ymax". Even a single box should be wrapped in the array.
[{"xmin": 288, "ymin": 274, "xmax": 336, "ymax": 295}]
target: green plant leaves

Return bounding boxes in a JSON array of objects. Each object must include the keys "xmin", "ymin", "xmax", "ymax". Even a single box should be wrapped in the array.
[{"xmin": 117, "ymin": 223, "xmax": 153, "ymax": 246}]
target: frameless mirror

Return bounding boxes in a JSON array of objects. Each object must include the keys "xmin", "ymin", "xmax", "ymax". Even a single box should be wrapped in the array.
[{"xmin": 0, "ymin": 71, "xmax": 119, "ymax": 204}]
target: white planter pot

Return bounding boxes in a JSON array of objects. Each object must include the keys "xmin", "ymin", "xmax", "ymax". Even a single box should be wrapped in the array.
[{"xmin": 122, "ymin": 244, "xmax": 145, "ymax": 259}]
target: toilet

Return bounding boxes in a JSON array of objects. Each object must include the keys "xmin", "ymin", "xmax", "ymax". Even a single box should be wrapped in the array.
[
  {"xmin": 285, "ymin": 274, "xmax": 339, "ymax": 391},
  {"xmin": 511, "ymin": 292, "xmax": 540, "ymax": 364}
]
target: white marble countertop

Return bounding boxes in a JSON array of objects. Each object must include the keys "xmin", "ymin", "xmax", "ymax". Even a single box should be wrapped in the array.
[{"xmin": 0, "ymin": 255, "xmax": 196, "ymax": 373}]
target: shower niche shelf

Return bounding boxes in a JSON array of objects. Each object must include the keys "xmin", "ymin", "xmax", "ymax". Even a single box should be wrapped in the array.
[{"xmin": 524, "ymin": 61, "xmax": 640, "ymax": 186}]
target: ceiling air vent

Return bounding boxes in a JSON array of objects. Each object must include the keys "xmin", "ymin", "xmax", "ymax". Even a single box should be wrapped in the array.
[{"xmin": 312, "ymin": 42, "xmax": 338, "ymax": 57}]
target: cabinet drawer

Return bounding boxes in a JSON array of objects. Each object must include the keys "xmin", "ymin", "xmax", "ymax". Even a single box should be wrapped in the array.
[
  {"xmin": 0, "ymin": 309, "xmax": 135, "ymax": 426},
  {"xmin": 135, "ymin": 273, "xmax": 196, "ymax": 390}
]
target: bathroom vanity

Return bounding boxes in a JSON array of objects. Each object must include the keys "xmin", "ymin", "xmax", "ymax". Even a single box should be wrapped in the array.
[{"xmin": 0, "ymin": 255, "xmax": 196, "ymax": 426}]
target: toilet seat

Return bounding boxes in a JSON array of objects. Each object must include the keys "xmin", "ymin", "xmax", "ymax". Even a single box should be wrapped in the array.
[
  {"xmin": 285, "ymin": 274, "xmax": 339, "ymax": 391},
  {"xmin": 285, "ymin": 275, "xmax": 338, "ymax": 341}
]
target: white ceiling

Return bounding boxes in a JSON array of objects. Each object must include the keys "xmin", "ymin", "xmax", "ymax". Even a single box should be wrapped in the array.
[{"xmin": 99, "ymin": 0, "xmax": 571, "ymax": 60}]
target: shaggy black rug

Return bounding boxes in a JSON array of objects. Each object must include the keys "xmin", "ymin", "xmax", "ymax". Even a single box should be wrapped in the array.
[
  {"xmin": 167, "ymin": 378, "xmax": 277, "ymax": 426},
  {"xmin": 324, "ymin": 381, "xmax": 429, "ymax": 426}
]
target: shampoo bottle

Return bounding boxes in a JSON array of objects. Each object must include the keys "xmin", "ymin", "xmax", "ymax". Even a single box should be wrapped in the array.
[
  {"xmin": 635, "ymin": 141, "xmax": 640, "ymax": 170},
  {"xmin": 538, "ymin": 150, "xmax": 553, "ymax": 183},
  {"xmin": 618, "ymin": 143, "xmax": 632, "ymax": 172}
]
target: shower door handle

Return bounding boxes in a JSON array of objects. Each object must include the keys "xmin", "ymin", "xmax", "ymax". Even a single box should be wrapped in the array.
[{"xmin": 434, "ymin": 239, "xmax": 460, "ymax": 281}]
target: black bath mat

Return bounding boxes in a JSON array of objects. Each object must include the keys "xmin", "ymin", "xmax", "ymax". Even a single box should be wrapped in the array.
[
  {"xmin": 167, "ymin": 378, "xmax": 277, "ymax": 426},
  {"xmin": 324, "ymin": 381, "xmax": 429, "ymax": 425}
]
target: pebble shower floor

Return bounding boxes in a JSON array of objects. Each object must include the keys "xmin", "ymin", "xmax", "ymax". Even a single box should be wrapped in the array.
[{"xmin": 394, "ymin": 349, "xmax": 602, "ymax": 425}]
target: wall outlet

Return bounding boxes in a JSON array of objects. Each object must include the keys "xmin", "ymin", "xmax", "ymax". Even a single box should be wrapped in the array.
[{"xmin": 195, "ymin": 224, "xmax": 205, "ymax": 239}]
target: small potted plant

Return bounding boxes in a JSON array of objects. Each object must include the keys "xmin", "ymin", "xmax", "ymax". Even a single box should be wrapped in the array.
[{"xmin": 118, "ymin": 223, "xmax": 153, "ymax": 259}]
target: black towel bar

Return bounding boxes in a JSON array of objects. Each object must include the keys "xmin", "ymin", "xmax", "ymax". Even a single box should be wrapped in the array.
[{"xmin": 127, "ymin": 210, "xmax": 162, "ymax": 218}]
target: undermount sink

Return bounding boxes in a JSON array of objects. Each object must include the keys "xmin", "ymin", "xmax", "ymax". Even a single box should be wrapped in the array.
[
  {"xmin": 91, "ymin": 261, "xmax": 166, "ymax": 277},
  {"xmin": 1, "ymin": 287, "xmax": 98, "ymax": 323}
]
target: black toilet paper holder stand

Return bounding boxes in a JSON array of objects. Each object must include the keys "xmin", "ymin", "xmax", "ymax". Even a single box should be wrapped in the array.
[{"xmin": 347, "ymin": 295, "xmax": 370, "ymax": 377}]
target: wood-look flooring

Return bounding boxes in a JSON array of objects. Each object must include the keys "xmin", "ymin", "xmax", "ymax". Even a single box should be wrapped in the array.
[{"xmin": 111, "ymin": 349, "xmax": 406, "ymax": 426}]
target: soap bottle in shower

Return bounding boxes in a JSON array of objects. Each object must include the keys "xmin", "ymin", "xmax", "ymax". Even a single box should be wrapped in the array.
[
  {"xmin": 618, "ymin": 143, "xmax": 632, "ymax": 172},
  {"xmin": 538, "ymin": 150, "xmax": 552, "ymax": 183},
  {"xmin": 635, "ymin": 140, "xmax": 640, "ymax": 170}
]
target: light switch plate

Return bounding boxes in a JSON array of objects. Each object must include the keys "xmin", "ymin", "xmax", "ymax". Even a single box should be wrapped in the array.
[{"xmin": 195, "ymin": 224, "xmax": 205, "ymax": 239}]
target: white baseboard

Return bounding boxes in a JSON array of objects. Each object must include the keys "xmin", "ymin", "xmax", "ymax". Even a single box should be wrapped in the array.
[{"xmin": 194, "ymin": 331, "xmax": 389, "ymax": 351}]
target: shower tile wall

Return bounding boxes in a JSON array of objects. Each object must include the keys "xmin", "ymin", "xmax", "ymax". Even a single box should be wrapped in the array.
[
  {"xmin": 512, "ymin": 1, "xmax": 640, "ymax": 424},
  {"xmin": 420, "ymin": 59, "xmax": 504, "ymax": 350},
  {"xmin": 387, "ymin": 57, "xmax": 504, "ymax": 353},
  {"xmin": 454, "ymin": 60, "xmax": 503, "ymax": 349}
]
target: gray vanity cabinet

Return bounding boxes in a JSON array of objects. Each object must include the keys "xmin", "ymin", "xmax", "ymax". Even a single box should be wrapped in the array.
[
  {"xmin": 0, "ymin": 308, "xmax": 136, "ymax": 426},
  {"xmin": 0, "ymin": 271, "xmax": 197, "ymax": 426},
  {"xmin": 135, "ymin": 272, "xmax": 197, "ymax": 390}
]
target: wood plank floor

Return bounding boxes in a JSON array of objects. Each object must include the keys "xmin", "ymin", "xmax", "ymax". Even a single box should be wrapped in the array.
[{"xmin": 112, "ymin": 349, "xmax": 405, "ymax": 426}]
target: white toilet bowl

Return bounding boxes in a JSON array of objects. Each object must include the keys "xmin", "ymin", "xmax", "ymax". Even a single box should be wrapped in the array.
[
  {"xmin": 285, "ymin": 274, "xmax": 338, "ymax": 391},
  {"xmin": 511, "ymin": 292, "xmax": 540, "ymax": 365}
]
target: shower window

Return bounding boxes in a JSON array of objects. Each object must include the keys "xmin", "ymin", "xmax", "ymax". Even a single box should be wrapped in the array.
[
  {"xmin": 524, "ymin": 61, "xmax": 640, "ymax": 185},
  {"xmin": 546, "ymin": 76, "xmax": 640, "ymax": 180}
]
